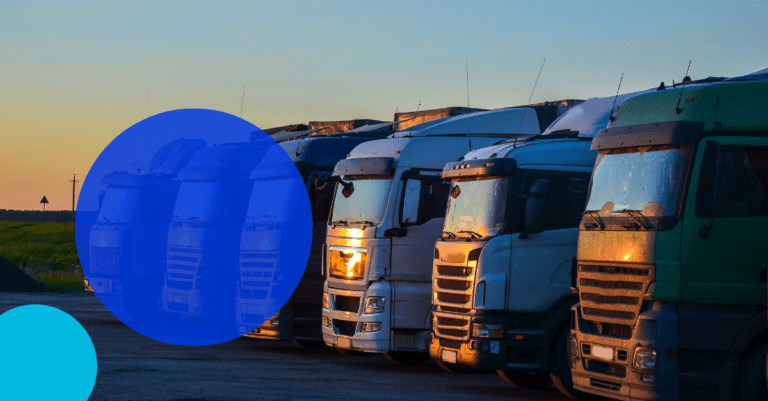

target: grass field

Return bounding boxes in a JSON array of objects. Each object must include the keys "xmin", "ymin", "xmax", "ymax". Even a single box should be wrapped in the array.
[{"xmin": 0, "ymin": 221, "xmax": 84, "ymax": 290}]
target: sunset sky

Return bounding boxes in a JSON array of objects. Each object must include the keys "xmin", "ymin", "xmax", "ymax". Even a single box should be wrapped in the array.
[{"xmin": 1, "ymin": 0, "xmax": 766, "ymax": 210}]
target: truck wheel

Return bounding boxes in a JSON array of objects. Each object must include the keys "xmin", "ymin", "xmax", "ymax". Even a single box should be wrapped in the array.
[
  {"xmin": 497, "ymin": 370, "xmax": 552, "ymax": 389},
  {"xmin": 736, "ymin": 340, "xmax": 768, "ymax": 401},
  {"xmin": 292, "ymin": 339, "xmax": 326, "ymax": 349},
  {"xmin": 550, "ymin": 328, "xmax": 595, "ymax": 400},
  {"xmin": 384, "ymin": 352, "xmax": 430, "ymax": 365}
]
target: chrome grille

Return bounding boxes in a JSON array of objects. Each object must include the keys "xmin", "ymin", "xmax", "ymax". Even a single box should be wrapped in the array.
[
  {"xmin": 166, "ymin": 246, "xmax": 202, "ymax": 291},
  {"xmin": 433, "ymin": 311, "xmax": 470, "ymax": 341},
  {"xmin": 239, "ymin": 251, "xmax": 278, "ymax": 299},
  {"xmin": 578, "ymin": 263, "xmax": 654, "ymax": 327},
  {"xmin": 433, "ymin": 264, "xmax": 474, "ymax": 313},
  {"xmin": 90, "ymin": 246, "xmax": 121, "ymax": 275}
]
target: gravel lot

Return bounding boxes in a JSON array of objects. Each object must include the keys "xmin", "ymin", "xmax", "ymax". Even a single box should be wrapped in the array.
[{"xmin": 0, "ymin": 292, "xmax": 571, "ymax": 401}]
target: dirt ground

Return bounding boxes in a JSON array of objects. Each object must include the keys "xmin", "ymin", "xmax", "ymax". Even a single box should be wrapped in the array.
[{"xmin": 0, "ymin": 292, "xmax": 571, "ymax": 401}]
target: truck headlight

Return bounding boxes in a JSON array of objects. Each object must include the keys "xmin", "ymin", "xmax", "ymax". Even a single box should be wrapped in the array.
[
  {"xmin": 472, "ymin": 323, "xmax": 504, "ymax": 339},
  {"xmin": 328, "ymin": 249, "xmax": 367, "ymax": 280},
  {"xmin": 633, "ymin": 347, "xmax": 657, "ymax": 370},
  {"xmin": 322, "ymin": 316, "xmax": 332, "ymax": 328},
  {"xmin": 364, "ymin": 296, "xmax": 385, "ymax": 314},
  {"xmin": 361, "ymin": 322, "xmax": 381, "ymax": 332},
  {"xmin": 568, "ymin": 335, "xmax": 579, "ymax": 361},
  {"xmin": 323, "ymin": 292, "xmax": 330, "ymax": 310}
]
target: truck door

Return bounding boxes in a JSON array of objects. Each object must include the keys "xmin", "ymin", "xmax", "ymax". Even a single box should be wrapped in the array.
[
  {"xmin": 390, "ymin": 171, "xmax": 448, "ymax": 328},
  {"xmin": 680, "ymin": 137, "xmax": 768, "ymax": 306},
  {"xmin": 508, "ymin": 169, "xmax": 590, "ymax": 312}
]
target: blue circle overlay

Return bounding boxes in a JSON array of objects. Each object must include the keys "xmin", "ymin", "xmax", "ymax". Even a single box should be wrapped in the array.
[
  {"xmin": 75, "ymin": 109, "xmax": 312, "ymax": 346},
  {"xmin": 0, "ymin": 305, "xmax": 97, "ymax": 400}
]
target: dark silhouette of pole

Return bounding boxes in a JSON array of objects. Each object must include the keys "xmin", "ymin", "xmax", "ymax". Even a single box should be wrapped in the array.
[{"xmin": 70, "ymin": 174, "xmax": 79, "ymax": 222}]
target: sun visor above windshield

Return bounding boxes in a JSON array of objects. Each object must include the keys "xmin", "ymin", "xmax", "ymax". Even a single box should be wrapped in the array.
[
  {"xmin": 591, "ymin": 121, "xmax": 705, "ymax": 151},
  {"xmin": 333, "ymin": 157, "xmax": 395, "ymax": 177},
  {"xmin": 178, "ymin": 166, "xmax": 237, "ymax": 181},
  {"xmin": 102, "ymin": 172, "xmax": 143, "ymax": 187},
  {"xmin": 442, "ymin": 158, "xmax": 517, "ymax": 179}
]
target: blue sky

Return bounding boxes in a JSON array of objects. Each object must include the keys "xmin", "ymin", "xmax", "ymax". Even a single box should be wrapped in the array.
[{"xmin": 1, "ymin": 0, "xmax": 766, "ymax": 209}]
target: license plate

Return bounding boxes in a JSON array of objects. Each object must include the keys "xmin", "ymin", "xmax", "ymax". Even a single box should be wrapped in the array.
[
  {"xmin": 171, "ymin": 293, "xmax": 186, "ymax": 303},
  {"xmin": 592, "ymin": 344, "xmax": 614, "ymax": 361},
  {"xmin": 442, "ymin": 349, "xmax": 457, "ymax": 364},
  {"xmin": 337, "ymin": 337, "xmax": 351, "ymax": 349}
]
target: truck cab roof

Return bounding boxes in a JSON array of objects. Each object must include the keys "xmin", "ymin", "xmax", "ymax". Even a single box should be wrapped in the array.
[{"xmin": 178, "ymin": 143, "xmax": 270, "ymax": 181}]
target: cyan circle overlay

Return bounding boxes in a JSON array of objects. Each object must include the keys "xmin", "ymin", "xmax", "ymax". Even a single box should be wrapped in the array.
[
  {"xmin": 0, "ymin": 305, "xmax": 97, "ymax": 401},
  {"xmin": 75, "ymin": 109, "xmax": 312, "ymax": 346}
]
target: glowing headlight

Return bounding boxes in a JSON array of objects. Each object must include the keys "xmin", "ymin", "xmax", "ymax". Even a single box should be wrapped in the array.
[
  {"xmin": 633, "ymin": 347, "xmax": 657, "ymax": 370},
  {"xmin": 364, "ymin": 297, "xmax": 385, "ymax": 314},
  {"xmin": 323, "ymin": 292, "xmax": 331, "ymax": 310},
  {"xmin": 472, "ymin": 323, "xmax": 504, "ymax": 339},
  {"xmin": 328, "ymin": 249, "xmax": 367, "ymax": 280}
]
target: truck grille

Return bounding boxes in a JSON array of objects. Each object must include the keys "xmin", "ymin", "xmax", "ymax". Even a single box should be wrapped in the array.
[
  {"xmin": 433, "ymin": 312, "xmax": 470, "ymax": 341},
  {"xmin": 578, "ymin": 263, "xmax": 653, "ymax": 329},
  {"xmin": 433, "ymin": 264, "xmax": 474, "ymax": 313},
  {"xmin": 333, "ymin": 295, "xmax": 360, "ymax": 313},
  {"xmin": 90, "ymin": 246, "xmax": 121, "ymax": 276},
  {"xmin": 239, "ymin": 251, "xmax": 278, "ymax": 299},
  {"xmin": 166, "ymin": 246, "xmax": 202, "ymax": 291}
]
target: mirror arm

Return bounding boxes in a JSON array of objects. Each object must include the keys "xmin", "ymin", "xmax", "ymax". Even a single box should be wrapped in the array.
[{"xmin": 700, "ymin": 140, "xmax": 723, "ymax": 239}]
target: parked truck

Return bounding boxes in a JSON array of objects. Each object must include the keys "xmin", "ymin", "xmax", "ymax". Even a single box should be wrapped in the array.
[
  {"xmin": 321, "ymin": 103, "xmax": 577, "ymax": 364},
  {"xmin": 239, "ymin": 135, "xmax": 383, "ymax": 346},
  {"xmin": 161, "ymin": 142, "xmax": 269, "ymax": 329},
  {"xmin": 87, "ymin": 139, "xmax": 206, "ymax": 319},
  {"xmin": 570, "ymin": 77, "xmax": 768, "ymax": 401},
  {"xmin": 429, "ymin": 93, "xmax": 652, "ymax": 399}
]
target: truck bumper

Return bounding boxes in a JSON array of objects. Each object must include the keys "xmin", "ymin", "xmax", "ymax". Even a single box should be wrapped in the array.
[
  {"xmin": 161, "ymin": 287, "xmax": 202, "ymax": 317},
  {"xmin": 322, "ymin": 281, "xmax": 391, "ymax": 353},
  {"xmin": 571, "ymin": 302, "xmax": 679, "ymax": 401},
  {"xmin": 237, "ymin": 301, "xmax": 291, "ymax": 340},
  {"xmin": 430, "ymin": 313, "xmax": 549, "ymax": 373}
]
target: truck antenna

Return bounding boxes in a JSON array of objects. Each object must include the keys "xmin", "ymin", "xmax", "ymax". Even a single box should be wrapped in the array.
[
  {"xmin": 609, "ymin": 73, "xmax": 624, "ymax": 122},
  {"xmin": 675, "ymin": 60, "xmax": 692, "ymax": 115},
  {"xmin": 407, "ymin": 100, "xmax": 421, "ymax": 137},
  {"xmin": 239, "ymin": 84, "xmax": 246, "ymax": 118},
  {"xmin": 516, "ymin": 58, "xmax": 546, "ymax": 134},
  {"xmin": 466, "ymin": 56, "xmax": 470, "ymax": 108}
]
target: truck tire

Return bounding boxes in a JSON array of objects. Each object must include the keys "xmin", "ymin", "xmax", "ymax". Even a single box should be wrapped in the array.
[
  {"xmin": 736, "ymin": 340, "xmax": 768, "ymax": 401},
  {"xmin": 384, "ymin": 352, "xmax": 430, "ymax": 365},
  {"xmin": 292, "ymin": 339, "xmax": 326, "ymax": 349},
  {"xmin": 496, "ymin": 370, "xmax": 552, "ymax": 389},
  {"xmin": 550, "ymin": 328, "xmax": 598, "ymax": 400}
]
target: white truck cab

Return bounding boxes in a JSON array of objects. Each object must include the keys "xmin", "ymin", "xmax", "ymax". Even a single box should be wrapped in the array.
[
  {"xmin": 429, "ymin": 91, "xmax": 651, "ymax": 398},
  {"xmin": 321, "ymin": 104, "xmax": 576, "ymax": 364}
]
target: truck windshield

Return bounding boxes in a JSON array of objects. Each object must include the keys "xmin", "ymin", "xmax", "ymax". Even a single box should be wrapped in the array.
[
  {"xmin": 98, "ymin": 187, "xmax": 140, "ymax": 223},
  {"xmin": 443, "ymin": 177, "xmax": 509, "ymax": 239},
  {"xmin": 246, "ymin": 178, "xmax": 303, "ymax": 226},
  {"xmin": 586, "ymin": 145, "xmax": 690, "ymax": 216},
  {"xmin": 173, "ymin": 181, "xmax": 227, "ymax": 221},
  {"xmin": 330, "ymin": 178, "xmax": 392, "ymax": 226}
]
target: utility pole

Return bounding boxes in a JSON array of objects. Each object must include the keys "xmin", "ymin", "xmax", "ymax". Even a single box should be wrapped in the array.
[{"xmin": 70, "ymin": 174, "xmax": 79, "ymax": 222}]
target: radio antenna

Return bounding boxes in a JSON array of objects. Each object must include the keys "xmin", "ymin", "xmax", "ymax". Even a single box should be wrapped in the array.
[
  {"xmin": 675, "ymin": 60, "xmax": 692, "ymax": 115},
  {"xmin": 407, "ymin": 100, "xmax": 421, "ymax": 137},
  {"xmin": 466, "ymin": 56, "xmax": 470, "ymax": 108},
  {"xmin": 609, "ymin": 73, "xmax": 624, "ymax": 122},
  {"xmin": 239, "ymin": 84, "xmax": 246, "ymax": 118},
  {"xmin": 516, "ymin": 58, "xmax": 546, "ymax": 134}
]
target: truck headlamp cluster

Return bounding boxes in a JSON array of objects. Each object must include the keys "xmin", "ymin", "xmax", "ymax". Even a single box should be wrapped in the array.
[
  {"xmin": 322, "ymin": 292, "xmax": 330, "ymax": 310},
  {"xmin": 322, "ymin": 316, "xmax": 332, "ymax": 328},
  {"xmin": 360, "ymin": 322, "xmax": 381, "ymax": 333},
  {"xmin": 471, "ymin": 323, "xmax": 504, "ymax": 339},
  {"xmin": 632, "ymin": 346, "xmax": 657, "ymax": 370},
  {"xmin": 364, "ymin": 297, "xmax": 385, "ymax": 314},
  {"xmin": 328, "ymin": 248, "xmax": 367, "ymax": 280}
]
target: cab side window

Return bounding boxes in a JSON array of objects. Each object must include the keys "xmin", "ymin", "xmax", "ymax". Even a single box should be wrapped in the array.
[
  {"xmin": 696, "ymin": 145, "xmax": 768, "ymax": 218},
  {"xmin": 401, "ymin": 176, "xmax": 448, "ymax": 226},
  {"xmin": 308, "ymin": 172, "xmax": 333, "ymax": 223},
  {"xmin": 520, "ymin": 171, "xmax": 591, "ymax": 231}
]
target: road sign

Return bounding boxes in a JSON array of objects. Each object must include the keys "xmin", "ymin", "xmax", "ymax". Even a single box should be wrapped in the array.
[{"xmin": 40, "ymin": 196, "xmax": 48, "ymax": 211}]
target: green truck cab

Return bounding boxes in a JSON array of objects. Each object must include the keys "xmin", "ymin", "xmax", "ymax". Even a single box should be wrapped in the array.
[{"xmin": 570, "ymin": 78, "xmax": 768, "ymax": 401}]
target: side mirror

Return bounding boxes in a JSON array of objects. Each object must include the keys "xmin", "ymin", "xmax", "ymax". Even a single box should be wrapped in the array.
[
  {"xmin": 429, "ymin": 180, "xmax": 448, "ymax": 195},
  {"xmin": 341, "ymin": 182, "xmax": 355, "ymax": 198},
  {"xmin": 98, "ymin": 191, "xmax": 106, "ymax": 210},
  {"xmin": 519, "ymin": 179, "xmax": 549, "ymax": 239}
]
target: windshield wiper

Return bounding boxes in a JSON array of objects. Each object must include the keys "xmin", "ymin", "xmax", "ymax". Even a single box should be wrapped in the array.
[
  {"xmin": 620, "ymin": 209, "xmax": 652, "ymax": 230},
  {"xmin": 582, "ymin": 211, "xmax": 605, "ymax": 229},
  {"xmin": 441, "ymin": 231, "xmax": 457, "ymax": 239},
  {"xmin": 349, "ymin": 220, "xmax": 376, "ymax": 229},
  {"xmin": 458, "ymin": 230, "xmax": 483, "ymax": 239},
  {"xmin": 330, "ymin": 220, "xmax": 348, "ymax": 227}
]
